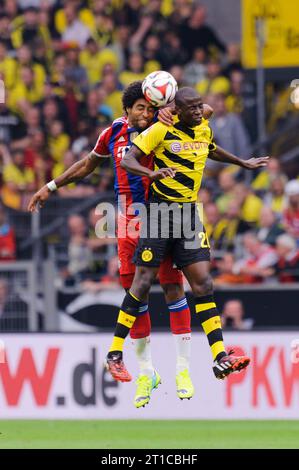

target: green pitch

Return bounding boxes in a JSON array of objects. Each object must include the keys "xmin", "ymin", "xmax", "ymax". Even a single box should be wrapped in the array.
[{"xmin": 0, "ymin": 420, "xmax": 298, "ymax": 449}]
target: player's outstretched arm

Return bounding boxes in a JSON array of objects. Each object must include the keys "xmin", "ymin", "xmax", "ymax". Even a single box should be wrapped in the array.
[
  {"xmin": 209, "ymin": 145, "xmax": 270, "ymax": 169},
  {"xmin": 121, "ymin": 145, "xmax": 176, "ymax": 180},
  {"xmin": 27, "ymin": 152, "xmax": 100, "ymax": 212}
]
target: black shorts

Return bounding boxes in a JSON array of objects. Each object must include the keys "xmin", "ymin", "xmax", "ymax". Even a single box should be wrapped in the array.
[{"xmin": 134, "ymin": 193, "xmax": 210, "ymax": 269}]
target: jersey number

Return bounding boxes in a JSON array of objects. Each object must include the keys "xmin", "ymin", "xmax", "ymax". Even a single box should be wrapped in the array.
[
  {"xmin": 117, "ymin": 146, "xmax": 130, "ymax": 160},
  {"xmin": 198, "ymin": 231, "xmax": 210, "ymax": 248}
]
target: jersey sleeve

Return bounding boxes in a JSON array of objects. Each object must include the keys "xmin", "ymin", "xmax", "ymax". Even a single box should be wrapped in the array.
[
  {"xmin": 92, "ymin": 127, "xmax": 112, "ymax": 157},
  {"xmin": 208, "ymin": 128, "xmax": 217, "ymax": 152},
  {"xmin": 133, "ymin": 122, "xmax": 166, "ymax": 155}
]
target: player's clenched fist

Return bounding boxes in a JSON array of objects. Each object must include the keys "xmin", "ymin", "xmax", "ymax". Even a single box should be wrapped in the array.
[
  {"xmin": 149, "ymin": 168, "xmax": 176, "ymax": 180},
  {"xmin": 27, "ymin": 186, "xmax": 51, "ymax": 212}
]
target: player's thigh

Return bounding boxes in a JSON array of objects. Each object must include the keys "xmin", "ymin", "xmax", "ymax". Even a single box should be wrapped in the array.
[
  {"xmin": 118, "ymin": 236, "xmax": 137, "ymax": 278},
  {"xmin": 130, "ymin": 265, "xmax": 160, "ymax": 300},
  {"xmin": 158, "ymin": 254, "xmax": 183, "ymax": 286},
  {"xmin": 182, "ymin": 260, "xmax": 212, "ymax": 288}
]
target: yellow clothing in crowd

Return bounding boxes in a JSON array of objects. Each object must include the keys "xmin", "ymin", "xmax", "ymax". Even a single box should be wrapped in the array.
[
  {"xmin": 2, "ymin": 164, "xmax": 35, "ymax": 209},
  {"xmin": 80, "ymin": 48, "xmax": 119, "ymax": 84},
  {"xmin": 8, "ymin": 82, "xmax": 44, "ymax": 113},
  {"xmin": 196, "ymin": 76, "xmax": 230, "ymax": 96},
  {"xmin": 241, "ymin": 193, "xmax": 263, "ymax": 223},
  {"xmin": 119, "ymin": 70, "xmax": 146, "ymax": 87},
  {"xmin": 49, "ymin": 134, "xmax": 70, "ymax": 163},
  {"xmin": 104, "ymin": 90, "xmax": 123, "ymax": 120},
  {"xmin": 0, "ymin": 57, "xmax": 17, "ymax": 89}
]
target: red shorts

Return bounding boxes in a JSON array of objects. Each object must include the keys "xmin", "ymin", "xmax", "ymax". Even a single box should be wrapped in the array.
[{"xmin": 117, "ymin": 219, "xmax": 183, "ymax": 289}]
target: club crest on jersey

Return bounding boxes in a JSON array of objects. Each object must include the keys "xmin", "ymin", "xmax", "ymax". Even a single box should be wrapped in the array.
[
  {"xmin": 170, "ymin": 142, "xmax": 182, "ymax": 153},
  {"xmin": 141, "ymin": 248, "xmax": 153, "ymax": 262}
]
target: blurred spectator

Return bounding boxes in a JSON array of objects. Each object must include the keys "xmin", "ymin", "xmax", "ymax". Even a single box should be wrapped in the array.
[
  {"xmin": 48, "ymin": 120, "xmax": 70, "ymax": 164},
  {"xmin": 60, "ymin": 3, "xmax": 91, "ymax": 48},
  {"xmin": 168, "ymin": 64, "xmax": 184, "ymax": 88},
  {"xmin": 222, "ymin": 43, "xmax": 242, "ymax": 77},
  {"xmin": 119, "ymin": 52, "xmax": 145, "ymax": 87},
  {"xmin": 84, "ymin": 207, "xmax": 117, "ymax": 276},
  {"xmin": 183, "ymin": 47, "xmax": 207, "ymax": 87},
  {"xmin": 257, "ymin": 207, "xmax": 285, "ymax": 246},
  {"xmin": 81, "ymin": 255, "xmax": 120, "ymax": 293},
  {"xmin": 0, "ymin": 13, "xmax": 14, "ymax": 50},
  {"xmin": 198, "ymin": 187, "xmax": 212, "ymax": 205},
  {"xmin": 263, "ymin": 175, "xmax": 287, "ymax": 217},
  {"xmin": 212, "ymin": 199, "xmax": 251, "ymax": 251},
  {"xmin": 225, "ymin": 70, "xmax": 257, "ymax": 142},
  {"xmin": 64, "ymin": 214, "xmax": 93, "ymax": 283},
  {"xmin": 283, "ymin": 180, "xmax": 299, "ymax": 242},
  {"xmin": 64, "ymin": 44, "xmax": 89, "ymax": 93},
  {"xmin": 233, "ymin": 183, "xmax": 263, "ymax": 225},
  {"xmin": 221, "ymin": 299, "xmax": 254, "ymax": 330},
  {"xmin": 8, "ymin": 66, "xmax": 44, "ymax": 115},
  {"xmin": 0, "ymin": 102, "xmax": 24, "ymax": 144},
  {"xmin": 204, "ymin": 202, "xmax": 220, "ymax": 248},
  {"xmin": 79, "ymin": 37, "xmax": 119, "ymax": 85},
  {"xmin": 234, "ymin": 232, "xmax": 277, "ymax": 283},
  {"xmin": 159, "ymin": 31, "xmax": 187, "ymax": 70},
  {"xmin": 11, "ymin": 6, "xmax": 50, "ymax": 50},
  {"xmin": 2, "ymin": 148, "xmax": 35, "ymax": 209},
  {"xmin": 215, "ymin": 170, "xmax": 236, "ymax": 214},
  {"xmin": 110, "ymin": 24, "xmax": 130, "ymax": 71},
  {"xmin": 0, "ymin": 40, "xmax": 16, "ymax": 90},
  {"xmin": 0, "ymin": 202, "xmax": 16, "ymax": 261},
  {"xmin": 209, "ymin": 93, "xmax": 251, "ymax": 157},
  {"xmin": 179, "ymin": 4, "xmax": 226, "ymax": 60},
  {"xmin": 0, "ymin": 277, "xmax": 28, "ymax": 331},
  {"xmin": 214, "ymin": 254, "xmax": 246, "ymax": 285},
  {"xmin": 15, "ymin": 44, "xmax": 46, "ymax": 94},
  {"xmin": 101, "ymin": 72, "xmax": 123, "ymax": 119},
  {"xmin": 270, "ymin": 234, "xmax": 299, "ymax": 283},
  {"xmin": 196, "ymin": 59, "xmax": 230, "ymax": 96},
  {"xmin": 80, "ymin": 88, "xmax": 112, "ymax": 131},
  {"xmin": 252, "ymin": 157, "xmax": 286, "ymax": 192}
]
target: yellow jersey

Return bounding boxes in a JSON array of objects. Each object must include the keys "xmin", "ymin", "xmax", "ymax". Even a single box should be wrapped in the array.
[{"xmin": 133, "ymin": 117, "xmax": 216, "ymax": 203}]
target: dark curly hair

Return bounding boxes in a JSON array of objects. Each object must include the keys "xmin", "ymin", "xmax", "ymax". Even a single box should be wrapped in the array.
[{"xmin": 122, "ymin": 80, "xmax": 144, "ymax": 112}]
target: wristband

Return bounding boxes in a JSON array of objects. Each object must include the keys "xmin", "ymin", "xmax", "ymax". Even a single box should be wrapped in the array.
[{"xmin": 47, "ymin": 180, "xmax": 57, "ymax": 192}]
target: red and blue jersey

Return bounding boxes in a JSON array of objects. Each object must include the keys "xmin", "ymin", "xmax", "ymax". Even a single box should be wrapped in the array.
[{"xmin": 93, "ymin": 116, "xmax": 153, "ymax": 212}]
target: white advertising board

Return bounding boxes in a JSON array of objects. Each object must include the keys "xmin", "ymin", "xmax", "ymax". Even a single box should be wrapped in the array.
[{"xmin": 0, "ymin": 333, "xmax": 299, "ymax": 419}]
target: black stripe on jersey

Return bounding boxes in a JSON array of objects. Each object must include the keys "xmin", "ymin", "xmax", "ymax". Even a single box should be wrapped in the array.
[
  {"xmin": 175, "ymin": 171, "xmax": 195, "ymax": 190},
  {"xmin": 163, "ymin": 149, "xmax": 195, "ymax": 170},
  {"xmin": 154, "ymin": 180, "xmax": 186, "ymax": 200},
  {"xmin": 164, "ymin": 131, "xmax": 182, "ymax": 141},
  {"xmin": 174, "ymin": 122, "xmax": 195, "ymax": 139},
  {"xmin": 154, "ymin": 155, "xmax": 168, "ymax": 169}
]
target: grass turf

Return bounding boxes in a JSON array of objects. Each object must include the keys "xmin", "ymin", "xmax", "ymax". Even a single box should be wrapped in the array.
[{"xmin": 0, "ymin": 420, "xmax": 298, "ymax": 449}]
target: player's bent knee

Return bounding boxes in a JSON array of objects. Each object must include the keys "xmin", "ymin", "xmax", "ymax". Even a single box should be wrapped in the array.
[
  {"xmin": 161, "ymin": 283, "xmax": 185, "ymax": 303},
  {"xmin": 191, "ymin": 275, "xmax": 213, "ymax": 297},
  {"xmin": 133, "ymin": 267, "xmax": 156, "ymax": 298}
]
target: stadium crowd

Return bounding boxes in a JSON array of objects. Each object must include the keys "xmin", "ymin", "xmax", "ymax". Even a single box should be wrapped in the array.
[{"xmin": 0, "ymin": 0, "xmax": 299, "ymax": 286}]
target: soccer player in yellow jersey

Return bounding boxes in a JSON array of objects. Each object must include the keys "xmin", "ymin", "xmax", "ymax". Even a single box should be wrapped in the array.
[{"xmin": 107, "ymin": 87, "xmax": 269, "ymax": 384}]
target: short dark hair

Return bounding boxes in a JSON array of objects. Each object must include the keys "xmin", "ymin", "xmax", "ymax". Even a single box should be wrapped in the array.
[
  {"xmin": 175, "ymin": 87, "xmax": 200, "ymax": 107},
  {"xmin": 122, "ymin": 81, "xmax": 144, "ymax": 112}
]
